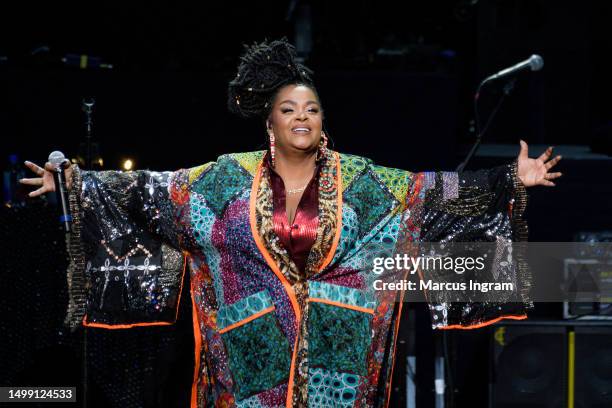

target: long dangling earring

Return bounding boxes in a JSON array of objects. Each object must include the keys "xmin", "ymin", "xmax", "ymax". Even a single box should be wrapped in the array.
[
  {"xmin": 269, "ymin": 132, "xmax": 276, "ymax": 167},
  {"xmin": 318, "ymin": 131, "xmax": 328, "ymax": 159}
]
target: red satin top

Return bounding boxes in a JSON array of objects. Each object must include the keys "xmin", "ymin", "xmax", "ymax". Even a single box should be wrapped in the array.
[{"xmin": 267, "ymin": 158, "xmax": 320, "ymax": 274}]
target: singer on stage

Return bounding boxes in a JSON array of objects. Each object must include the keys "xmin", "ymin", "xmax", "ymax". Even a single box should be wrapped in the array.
[{"xmin": 20, "ymin": 38, "xmax": 562, "ymax": 408}]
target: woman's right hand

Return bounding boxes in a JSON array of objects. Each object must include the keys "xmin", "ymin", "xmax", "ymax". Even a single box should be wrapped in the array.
[{"xmin": 19, "ymin": 161, "xmax": 73, "ymax": 198}]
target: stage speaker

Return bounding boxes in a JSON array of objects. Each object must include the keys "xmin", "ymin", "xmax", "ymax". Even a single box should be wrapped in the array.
[
  {"xmin": 574, "ymin": 327, "xmax": 612, "ymax": 408},
  {"xmin": 490, "ymin": 325, "xmax": 566, "ymax": 408}
]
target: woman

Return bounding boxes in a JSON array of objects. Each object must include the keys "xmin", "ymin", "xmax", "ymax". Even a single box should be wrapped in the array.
[{"xmin": 21, "ymin": 38, "xmax": 561, "ymax": 408}]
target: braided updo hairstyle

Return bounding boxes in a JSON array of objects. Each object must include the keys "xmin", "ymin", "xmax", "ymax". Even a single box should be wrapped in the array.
[{"xmin": 227, "ymin": 37, "xmax": 318, "ymax": 119}]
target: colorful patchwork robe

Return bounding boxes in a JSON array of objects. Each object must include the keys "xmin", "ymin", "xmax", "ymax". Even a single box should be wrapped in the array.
[{"xmin": 65, "ymin": 149, "xmax": 531, "ymax": 408}]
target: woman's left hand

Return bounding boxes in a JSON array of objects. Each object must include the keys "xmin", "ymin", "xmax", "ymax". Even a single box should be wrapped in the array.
[{"xmin": 517, "ymin": 140, "xmax": 562, "ymax": 187}]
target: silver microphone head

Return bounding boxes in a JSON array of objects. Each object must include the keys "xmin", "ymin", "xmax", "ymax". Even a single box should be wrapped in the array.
[
  {"xmin": 82, "ymin": 98, "xmax": 95, "ymax": 111},
  {"xmin": 48, "ymin": 150, "xmax": 67, "ymax": 165},
  {"xmin": 529, "ymin": 54, "xmax": 544, "ymax": 71}
]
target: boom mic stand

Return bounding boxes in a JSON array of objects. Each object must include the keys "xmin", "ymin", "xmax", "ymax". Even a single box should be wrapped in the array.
[
  {"xmin": 438, "ymin": 76, "xmax": 516, "ymax": 408},
  {"xmin": 455, "ymin": 78, "xmax": 516, "ymax": 172},
  {"xmin": 80, "ymin": 97, "xmax": 95, "ymax": 408}
]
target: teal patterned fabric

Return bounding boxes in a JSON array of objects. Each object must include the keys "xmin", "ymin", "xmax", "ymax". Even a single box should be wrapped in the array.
[
  {"xmin": 335, "ymin": 202, "xmax": 398, "ymax": 270},
  {"xmin": 339, "ymin": 154, "xmax": 371, "ymax": 191},
  {"xmin": 343, "ymin": 170, "xmax": 398, "ymax": 238},
  {"xmin": 330, "ymin": 205, "xmax": 360, "ymax": 266},
  {"xmin": 308, "ymin": 367, "xmax": 360, "ymax": 408},
  {"xmin": 189, "ymin": 193, "xmax": 225, "ymax": 303},
  {"xmin": 190, "ymin": 192, "xmax": 216, "ymax": 248},
  {"xmin": 191, "ymin": 155, "xmax": 251, "ymax": 217},
  {"xmin": 309, "ymin": 282, "xmax": 376, "ymax": 310},
  {"xmin": 222, "ymin": 311, "xmax": 291, "ymax": 401},
  {"xmin": 308, "ymin": 301, "xmax": 372, "ymax": 376},
  {"xmin": 217, "ymin": 290, "xmax": 274, "ymax": 330},
  {"xmin": 370, "ymin": 164, "xmax": 414, "ymax": 204},
  {"xmin": 235, "ymin": 393, "xmax": 268, "ymax": 408}
]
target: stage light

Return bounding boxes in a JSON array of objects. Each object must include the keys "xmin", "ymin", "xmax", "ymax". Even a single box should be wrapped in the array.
[{"xmin": 122, "ymin": 159, "xmax": 134, "ymax": 171}]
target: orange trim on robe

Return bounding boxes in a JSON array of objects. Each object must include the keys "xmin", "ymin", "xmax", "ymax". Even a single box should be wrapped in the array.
[
  {"xmin": 248, "ymin": 152, "xmax": 343, "ymax": 408},
  {"xmin": 249, "ymin": 158, "xmax": 301, "ymax": 408},
  {"xmin": 190, "ymin": 272, "xmax": 203, "ymax": 408},
  {"xmin": 307, "ymin": 298, "xmax": 374, "ymax": 315},
  {"xmin": 438, "ymin": 314, "xmax": 527, "ymax": 330},
  {"xmin": 218, "ymin": 306, "xmax": 276, "ymax": 334},
  {"xmin": 316, "ymin": 151, "xmax": 343, "ymax": 273}
]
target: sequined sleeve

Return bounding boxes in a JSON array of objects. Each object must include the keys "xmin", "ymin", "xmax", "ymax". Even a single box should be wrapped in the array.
[
  {"xmin": 64, "ymin": 165, "xmax": 193, "ymax": 330},
  {"xmin": 77, "ymin": 168, "xmax": 190, "ymax": 249},
  {"xmin": 402, "ymin": 161, "xmax": 532, "ymax": 329}
]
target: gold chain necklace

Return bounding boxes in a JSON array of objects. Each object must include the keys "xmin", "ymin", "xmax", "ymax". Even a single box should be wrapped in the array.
[{"xmin": 286, "ymin": 184, "xmax": 308, "ymax": 195}]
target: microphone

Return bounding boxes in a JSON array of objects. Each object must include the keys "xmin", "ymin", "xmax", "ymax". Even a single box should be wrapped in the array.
[
  {"xmin": 482, "ymin": 54, "xmax": 544, "ymax": 84},
  {"xmin": 48, "ymin": 151, "xmax": 72, "ymax": 233},
  {"xmin": 458, "ymin": 55, "xmax": 543, "ymax": 172},
  {"xmin": 82, "ymin": 98, "xmax": 95, "ymax": 114}
]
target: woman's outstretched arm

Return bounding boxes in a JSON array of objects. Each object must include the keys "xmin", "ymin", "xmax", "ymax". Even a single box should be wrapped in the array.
[
  {"xmin": 393, "ymin": 142, "xmax": 562, "ymax": 329},
  {"xmin": 20, "ymin": 158, "xmax": 207, "ymax": 329}
]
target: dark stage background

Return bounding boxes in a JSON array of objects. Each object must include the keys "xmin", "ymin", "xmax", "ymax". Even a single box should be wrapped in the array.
[{"xmin": 2, "ymin": 1, "xmax": 612, "ymax": 407}]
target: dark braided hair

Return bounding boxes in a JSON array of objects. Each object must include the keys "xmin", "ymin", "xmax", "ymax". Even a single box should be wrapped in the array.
[{"xmin": 228, "ymin": 37, "xmax": 317, "ymax": 119}]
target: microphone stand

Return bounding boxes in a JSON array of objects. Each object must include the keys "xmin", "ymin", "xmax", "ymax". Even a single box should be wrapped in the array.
[
  {"xmin": 82, "ymin": 98, "xmax": 95, "ymax": 170},
  {"xmin": 444, "ymin": 76, "xmax": 516, "ymax": 408},
  {"xmin": 455, "ymin": 78, "xmax": 516, "ymax": 172},
  {"xmin": 79, "ymin": 98, "xmax": 94, "ymax": 408}
]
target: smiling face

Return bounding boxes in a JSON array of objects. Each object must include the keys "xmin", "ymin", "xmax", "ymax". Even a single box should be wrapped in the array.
[{"xmin": 266, "ymin": 84, "xmax": 323, "ymax": 156}]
